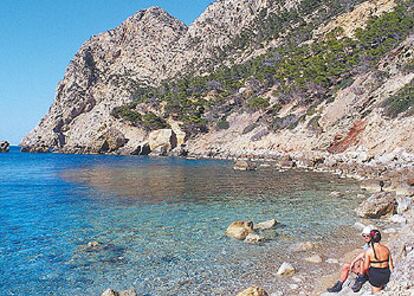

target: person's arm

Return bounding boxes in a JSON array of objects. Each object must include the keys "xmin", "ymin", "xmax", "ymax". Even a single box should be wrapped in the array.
[
  {"xmin": 363, "ymin": 251, "xmax": 370, "ymax": 274},
  {"xmin": 389, "ymin": 250, "xmax": 394, "ymax": 272},
  {"xmin": 350, "ymin": 252, "xmax": 365, "ymax": 269}
]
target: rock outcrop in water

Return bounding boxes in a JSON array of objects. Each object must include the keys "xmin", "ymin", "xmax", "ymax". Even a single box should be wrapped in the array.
[
  {"xmin": 0, "ymin": 141, "xmax": 10, "ymax": 152},
  {"xmin": 225, "ymin": 220, "xmax": 254, "ymax": 240}
]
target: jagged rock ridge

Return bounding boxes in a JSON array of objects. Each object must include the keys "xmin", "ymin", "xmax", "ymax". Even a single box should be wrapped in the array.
[
  {"xmin": 22, "ymin": 0, "xmax": 303, "ymax": 153},
  {"xmin": 21, "ymin": 0, "xmax": 414, "ymax": 164}
]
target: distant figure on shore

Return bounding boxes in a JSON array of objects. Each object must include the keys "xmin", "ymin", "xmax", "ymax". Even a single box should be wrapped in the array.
[
  {"xmin": 363, "ymin": 229, "xmax": 393, "ymax": 294},
  {"xmin": 327, "ymin": 225, "xmax": 374, "ymax": 293}
]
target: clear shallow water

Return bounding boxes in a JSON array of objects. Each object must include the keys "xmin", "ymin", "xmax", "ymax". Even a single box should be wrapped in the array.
[{"xmin": 0, "ymin": 147, "xmax": 364, "ymax": 295}]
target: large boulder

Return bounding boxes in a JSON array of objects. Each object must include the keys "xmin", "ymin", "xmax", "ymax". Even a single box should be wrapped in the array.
[
  {"xmin": 97, "ymin": 128, "xmax": 126, "ymax": 153},
  {"xmin": 0, "ymin": 141, "xmax": 10, "ymax": 152},
  {"xmin": 355, "ymin": 192, "xmax": 396, "ymax": 218},
  {"xmin": 237, "ymin": 286, "xmax": 269, "ymax": 296},
  {"xmin": 225, "ymin": 221, "xmax": 254, "ymax": 240},
  {"xmin": 148, "ymin": 129, "xmax": 177, "ymax": 155}
]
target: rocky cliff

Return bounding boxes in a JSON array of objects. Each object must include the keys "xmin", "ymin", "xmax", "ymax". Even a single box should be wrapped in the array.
[{"xmin": 22, "ymin": 0, "xmax": 414, "ymax": 168}]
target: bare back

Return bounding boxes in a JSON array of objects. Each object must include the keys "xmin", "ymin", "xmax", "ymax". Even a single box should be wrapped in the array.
[{"xmin": 367, "ymin": 243, "xmax": 390, "ymax": 269}]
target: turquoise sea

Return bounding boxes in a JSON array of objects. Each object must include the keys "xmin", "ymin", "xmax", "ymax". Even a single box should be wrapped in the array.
[{"xmin": 0, "ymin": 147, "xmax": 364, "ymax": 295}]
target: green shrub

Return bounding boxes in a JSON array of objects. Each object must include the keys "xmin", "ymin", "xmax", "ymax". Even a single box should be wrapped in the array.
[
  {"xmin": 141, "ymin": 113, "xmax": 169, "ymax": 130},
  {"xmin": 247, "ymin": 96, "xmax": 270, "ymax": 110},
  {"xmin": 382, "ymin": 81, "xmax": 414, "ymax": 118},
  {"xmin": 217, "ymin": 120, "xmax": 230, "ymax": 130},
  {"xmin": 111, "ymin": 106, "xmax": 142, "ymax": 125}
]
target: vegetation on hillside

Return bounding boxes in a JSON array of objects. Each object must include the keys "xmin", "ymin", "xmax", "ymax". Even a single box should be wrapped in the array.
[
  {"xmin": 112, "ymin": 1, "xmax": 414, "ymax": 135},
  {"xmin": 383, "ymin": 79, "xmax": 414, "ymax": 118}
]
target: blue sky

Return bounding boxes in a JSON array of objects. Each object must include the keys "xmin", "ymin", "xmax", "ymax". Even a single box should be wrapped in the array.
[{"xmin": 0, "ymin": 0, "xmax": 213, "ymax": 145}]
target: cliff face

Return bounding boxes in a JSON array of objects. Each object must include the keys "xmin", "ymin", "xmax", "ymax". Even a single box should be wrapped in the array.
[
  {"xmin": 22, "ymin": 0, "xmax": 414, "ymax": 164},
  {"xmin": 22, "ymin": 0, "xmax": 298, "ymax": 152}
]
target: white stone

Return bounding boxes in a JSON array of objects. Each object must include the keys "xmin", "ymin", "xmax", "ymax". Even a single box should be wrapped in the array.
[
  {"xmin": 244, "ymin": 233, "xmax": 265, "ymax": 244},
  {"xmin": 396, "ymin": 196, "xmax": 413, "ymax": 214},
  {"xmin": 254, "ymin": 219, "xmax": 277, "ymax": 230},
  {"xmin": 277, "ymin": 262, "xmax": 296, "ymax": 276},
  {"xmin": 304, "ymin": 255, "xmax": 323, "ymax": 263},
  {"xmin": 391, "ymin": 214, "xmax": 408, "ymax": 224},
  {"xmin": 326, "ymin": 258, "xmax": 340, "ymax": 264}
]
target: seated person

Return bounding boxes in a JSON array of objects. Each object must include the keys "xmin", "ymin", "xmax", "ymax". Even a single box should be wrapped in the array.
[
  {"xmin": 363, "ymin": 229, "xmax": 394, "ymax": 294},
  {"xmin": 327, "ymin": 225, "xmax": 374, "ymax": 293}
]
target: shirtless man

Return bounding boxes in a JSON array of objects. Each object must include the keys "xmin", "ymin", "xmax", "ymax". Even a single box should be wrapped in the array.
[{"xmin": 327, "ymin": 225, "xmax": 374, "ymax": 293}]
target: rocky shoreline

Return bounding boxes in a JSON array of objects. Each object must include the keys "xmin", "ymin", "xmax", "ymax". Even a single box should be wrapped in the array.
[{"xmin": 92, "ymin": 149, "xmax": 413, "ymax": 296}]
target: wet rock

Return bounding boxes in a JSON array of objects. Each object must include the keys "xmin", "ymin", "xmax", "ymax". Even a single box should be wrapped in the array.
[
  {"xmin": 254, "ymin": 219, "xmax": 277, "ymax": 231},
  {"xmin": 0, "ymin": 141, "xmax": 10, "ymax": 152},
  {"xmin": 225, "ymin": 221, "xmax": 254, "ymax": 240},
  {"xmin": 397, "ymin": 196, "xmax": 413, "ymax": 214},
  {"xmin": 118, "ymin": 289, "xmax": 137, "ymax": 296},
  {"xmin": 355, "ymin": 192, "xmax": 396, "ymax": 218},
  {"xmin": 291, "ymin": 241, "xmax": 316, "ymax": 252},
  {"xmin": 148, "ymin": 129, "xmax": 177, "ymax": 155},
  {"xmin": 237, "ymin": 286, "xmax": 269, "ymax": 296},
  {"xmin": 244, "ymin": 233, "xmax": 265, "ymax": 244},
  {"xmin": 233, "ymin": 160, "xmax": 257, "ymax": 171},
  {"xmin": 304, "ymin": 254, "xmax": 323, "ymax": 263},
  {"xmin": 79, "ymin": 241, "xmax": 102, "ymax": 252},
  {"xmin": 277, "ymin": 262, "xmax": 296, "ymax": 276},
  {"xmin": 101, "ymin": 289, "xmax": 118, "ymax": 296},
  {"xmin": 101, "ymin": 289, "xmax": 137, "ymax": 296}
]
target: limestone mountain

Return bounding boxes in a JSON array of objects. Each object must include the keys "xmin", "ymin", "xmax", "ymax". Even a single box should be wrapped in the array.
[{"xmin": 22, "ymin": 0, "xmax": 414, "ymax": 165}]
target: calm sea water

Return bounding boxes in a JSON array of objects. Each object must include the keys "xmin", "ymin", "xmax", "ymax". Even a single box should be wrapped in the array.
[{"xmin": 0, "ymin": 147, "xmax": 364, "ymax": 295}]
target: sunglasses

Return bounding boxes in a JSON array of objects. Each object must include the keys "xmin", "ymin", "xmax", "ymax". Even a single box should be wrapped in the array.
[{"xmin": 362, "ymin": 234, "xmax": 370, "ymax": 238}]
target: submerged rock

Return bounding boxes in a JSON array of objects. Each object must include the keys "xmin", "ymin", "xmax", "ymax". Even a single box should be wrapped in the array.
[
  {"xmin": 290, "ymin": 241, "xmax": 316, "ymax": 252},
  {"xmin": 0, "ymin": 141, "xmax": 10, "ymax": 152},
  {"xmin": 225, "ymin": 221, "xmax": 254, "ymax": 240},
  {"xmin": 277, "ymin": 262, "xmax": 296, "ymax": 276},
  {"xmin": 237, "ymin": 286, "xmax": 269, "ymax": 296},
  {"xmin": 244, "ymin": 233, "xmax": 265, "ymax": 244},
  {"xmin": 254, "ymin": 219, "xmax": 277, "ymax": 231},
  {"xmin": 355, "ymin": 192, "xmax": 396, "ymax": 218},
  {"xmin": 101, "ymin": 289, "xmax": 137, "ymax": 296},
  {"xmin": 79, "ymin": 241, "xmax": 102, "ymax": 252}
]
